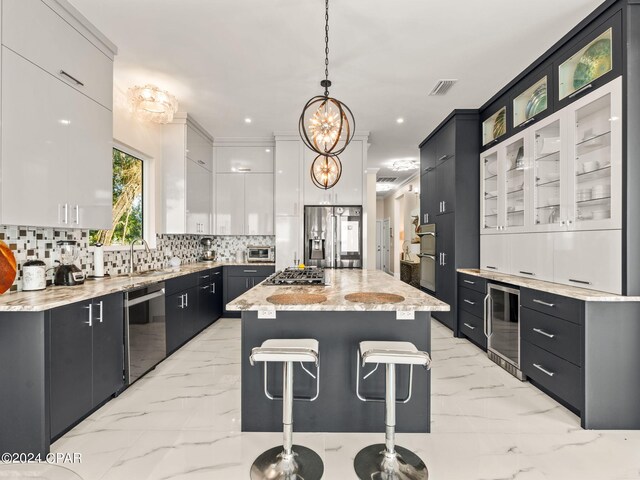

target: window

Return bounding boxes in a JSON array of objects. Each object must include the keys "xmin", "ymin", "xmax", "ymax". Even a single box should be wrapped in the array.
[{"xmin": 90, "ymin": 148, "xmax": 144, "ymax": 246}]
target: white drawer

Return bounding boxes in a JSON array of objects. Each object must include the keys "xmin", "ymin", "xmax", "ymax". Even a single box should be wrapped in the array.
[
  {"xmin": 2, "ymin": 0, "xmax": 113, "ymax": 109},
  {"xmin": 554, "ymin": 230, "xmax": 622, "ymax": 294},
  {"xmin": 480, "ymin": 234, "xmax": 510, "ymax": 272},
  {"xmin": 509, "ymin": 233, "xmax": 554, "ymax": 282}
]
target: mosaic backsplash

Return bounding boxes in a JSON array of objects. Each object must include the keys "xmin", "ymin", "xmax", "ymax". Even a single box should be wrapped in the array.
[{"xmin": 0, "ymin": 225, "xmax": 274, "ymax": 292}]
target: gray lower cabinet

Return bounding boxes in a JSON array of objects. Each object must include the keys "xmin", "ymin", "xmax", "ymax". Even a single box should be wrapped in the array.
[
  {"xmin": 223, "ymin": 265, "xmax": 275, "ymax": 317},
  {"xmin": 49, "ymin": 292, "xmax": 124, "ymax": 439},
  {"xmin": 165, "ymin": 285, "xmax": 199, "ymax": 354},
  {"xmin": 456, "ymin": 274, "xmax": 488, "ymax": 350}
]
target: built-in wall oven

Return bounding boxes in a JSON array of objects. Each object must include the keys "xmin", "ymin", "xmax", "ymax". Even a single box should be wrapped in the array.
[
  {"xmin": 485, "ymin": 283, "xmax": 523, "ymax": 379},
  {"xmin": 417, "ymin": 224, "xmax": 436, "ymax": 292},
  {"xmin": 124, "ymin": 282, "xmax": 166, "ymax": 385}
]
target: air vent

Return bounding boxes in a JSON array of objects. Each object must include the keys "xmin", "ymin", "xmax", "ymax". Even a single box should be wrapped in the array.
[
  {"xmin": 377, "ymin": 177, "xmax": 398, "ymax": 183},
  {"xmin": 428, "ymin": 79, "xmax": 458, "ymax": 96}
]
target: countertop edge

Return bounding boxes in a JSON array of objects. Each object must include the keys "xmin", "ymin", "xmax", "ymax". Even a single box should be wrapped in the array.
[{"xmin": 457, "ymin": 268, "xmax": 640, "ymax": 302}]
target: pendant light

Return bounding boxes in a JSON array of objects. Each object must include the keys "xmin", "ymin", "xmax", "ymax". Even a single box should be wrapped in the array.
[{"xmin": 299, "ymin": 0, "xmax": 355, "ymax": 190}]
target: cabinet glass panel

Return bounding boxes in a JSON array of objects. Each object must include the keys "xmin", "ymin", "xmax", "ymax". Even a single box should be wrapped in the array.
[
  {"xmin": 513, "ymin": 76, "xmax": 548, "ymax": 127},
  {"xmin": 482, "ymin": 151, "xmax": 499, "ymax": 230},
  {"xmin": 482, "ymin": 107, "xmax": 507, "ymax": 146},
  {"xmin": 559, "ymin": 28, "xmax": 612, "ymax": 100},
  {"xmin": 504, "ymin": 138, "xmax": 525, "ymax": 227},
  {"xmin": 573, "ymin": 92, "xmax": 612, "ymax": 224},
  {"xmin": 533, "ymin": 120, "xmax": 562, "ymax": 226}
]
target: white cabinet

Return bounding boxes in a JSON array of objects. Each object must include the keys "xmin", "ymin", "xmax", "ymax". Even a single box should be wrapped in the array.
[
  {"xmin": 186, "ymin": 159, "xmax": 212, "ymax": 234},
  {"xmin": 275, "ymin": 141, "xmax": 301, "ymax": 216},
  {"xmin": 215, "ymin": 146, "xmax": 274, "ymax": 173},
  {"xmin": 554, "ymin": 230, "xmax": 621, "ymax": 294},
  {"xmin": 303, "ymin": 140, "xmax": 364, "ymax": 205},
  {"xmin": 245, "ymin": 174, "xmax": 274, "ymax": 235},
  {"xmin": 215, "ymin": 173, "xmax": 273, "ymax": 236},
  {"xmin": 1, "ymin": 47, "xmax": 112, "ymax": 229},
  {"xmin": 276, "ymin": 216, "xmax": 302, "ymax": 270},
  {"xmin": 162, "ymin": 115, "xmax": 213, "ymax": 234},
  {"xmin": 508, "ymin": 233, "xmax": 554, "ymax": 282},
  {"xmin": 215, "ymin": 174, "xmax": 245, "ymax": 235},
  {"xmin": 2, "ymin": 0, "xmax": 114, "ymax": 110},
  {"xmin": 480, "ymin": 234, "xmax": 510, "ymax": 272}
]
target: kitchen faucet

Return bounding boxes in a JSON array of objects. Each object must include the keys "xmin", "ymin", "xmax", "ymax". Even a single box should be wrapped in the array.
[{"xmin": 129, "ymin": 238, "xmax": 151, "ymax": 276}]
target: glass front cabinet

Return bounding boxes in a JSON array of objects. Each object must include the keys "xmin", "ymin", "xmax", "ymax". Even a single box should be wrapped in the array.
[{"xmin": 481, "ymin": 76, "xmax": 621, "ymax": 234}]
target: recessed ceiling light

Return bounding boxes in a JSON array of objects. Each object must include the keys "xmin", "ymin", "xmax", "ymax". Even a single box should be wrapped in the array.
[
  {"xmin": 265, "ymin": 148, "xmax": 271, "ymax": 153},
  {"xmin": 244, "ymin": 118, "xmax": 252, "ymax": 124},
  {"xmin": 396, "ymin": 118, "xmax": 404, "ymax": 124}
]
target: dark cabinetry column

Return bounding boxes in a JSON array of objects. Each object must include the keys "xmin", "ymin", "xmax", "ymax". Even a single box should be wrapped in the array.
[{"xmin": 92, "ymin": 293, "xmax": 124, "ymax": 406}]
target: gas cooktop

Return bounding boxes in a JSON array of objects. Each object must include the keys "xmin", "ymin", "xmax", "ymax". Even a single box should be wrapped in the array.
[{"xmin": 263, "ymin": 268, "xmax": 326, "ymax": 286}]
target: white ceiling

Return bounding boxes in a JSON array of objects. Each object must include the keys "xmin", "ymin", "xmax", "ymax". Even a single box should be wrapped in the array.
[{"xmin": 70, "ymin": 0, "xmax": 604, "ymax": 190}]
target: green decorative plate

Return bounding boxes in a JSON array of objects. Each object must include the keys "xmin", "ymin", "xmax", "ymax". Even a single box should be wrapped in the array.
[
  {"xmin": 525, "ymin": 84, "xmax": 547, "ymax": 120},
  {"xmin": 573, "ymin": 38, "xmax": 612, "ymax": 90},
  {"xmin": 492, "ymin": 109, "xmax": 506, "ymax": 140}
]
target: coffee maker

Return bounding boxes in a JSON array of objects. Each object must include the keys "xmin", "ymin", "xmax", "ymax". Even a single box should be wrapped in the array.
[
  {"xmin": 200, "ymin": 238, "xmax": 216, "ymax": 262},
  {"xmin": 54, "ymin": 240, "xmax": 85, "ymax": 286}
]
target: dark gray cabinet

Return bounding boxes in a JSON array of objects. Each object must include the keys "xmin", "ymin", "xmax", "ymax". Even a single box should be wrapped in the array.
[
  {"xmin": 49, "ymin": 292, "xmax": 124, "ymax": 439},
  {"xmin": 456, "ymin": 273, "xmax": 488, "ymax": 350},
  {"xmin": 197, "ymin": 267, "xmax": 223, "ymax": 332},
  {"xmin": 223, "ymin": 265, "xmax": 275, "ymax": 317},
  {"xmin": 419, "ymin": 111, "xmax": 480, "ymax": 335},
  {"xmin": 165, "ymin": 285, "xmax": 199, "ymax": 354}
]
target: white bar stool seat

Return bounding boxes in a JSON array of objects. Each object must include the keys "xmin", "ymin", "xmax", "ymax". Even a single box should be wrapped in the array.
[
  {"xmin": 354, "ymin": 340, "xmax": 431, "ymax": 480},
  {"xmin": 249, "ymin": 338, "xmax": 323, "ymax": 480}
]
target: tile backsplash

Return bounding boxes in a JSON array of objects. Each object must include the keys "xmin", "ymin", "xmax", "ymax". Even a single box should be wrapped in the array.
[{"xmin": 0, "ymin": 225, "xmax": 274, "ymax": 292}]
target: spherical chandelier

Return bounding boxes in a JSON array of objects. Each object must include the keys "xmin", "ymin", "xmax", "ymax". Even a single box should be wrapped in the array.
[
  {"xmin": 299, "ymin": 0, "xmax": 355, "ymax": 190},
  {"xmin": 310, "ymin": 154, "xmax": 342, "ymax": 190}
]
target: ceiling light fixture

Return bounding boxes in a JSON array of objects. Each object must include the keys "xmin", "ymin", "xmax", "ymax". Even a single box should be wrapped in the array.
[
  {"xmin": 245, "ymin": 118, "xmax": 252, "ymax": 124},
  {"xmin": 376, "ymin": 183, "xmax": 394, "ymax": 192},
  {"xmin": 396, "ymin": 118, "xmax": 405, "ymax": 124},
  {"xmin": 299, "ymin": 0, "xmax": 355, "ymax": 190},
  {"xmin": 128, "ymin": 84, "xmax": 178, "ymax": 124},
  {"xmin": 390, "ymin": 158, "xmax": 419, "ymax": 172}
]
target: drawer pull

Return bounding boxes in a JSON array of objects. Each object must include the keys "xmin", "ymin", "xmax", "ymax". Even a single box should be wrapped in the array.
[
  {"xmin": 244, "ymin": 269, "xmax": 258, "ymax": 273},
  {"xmin": 533, "ymin": 328, "xmax": 555, "ymax": 339},
  {"xmin": 568, "ymin": 83, "xmax": 592, "ymax": 99},
  {"xmin": 463, "ymin": 323, "xmax": 476, "ymax": 330},
  {"xmin": 533, "ymin": 299, "xmax": 555, "ymax": 308},
  {"xmin": 59, "ymin": 70, "xmax": 84, "ymax": 86},
  {"xmin": 438, "ymin": 154, "xmax": 449, "ymax": 162},
  {"xmin": 569, "ymin": 278, "xmax": 592, "ymax": 285},
  {"xmin": 486, "ymin": 266, "xmax": 497, "ymax": 270},
  {"xmin": 463, "ymin": 299, "xmax": 476, "ymax": 305},
  {"xmin": 533, "ymin": 363, "xmax": 555, "ymax": 377},
  {"xmin": 200, "ymin": 275, "xmax": 210, "ymax": 279},
  {"xmin": 519, "ymin": 271, "xmax": 535, "ymax": 276},
  {"xmin": 463, "ymin": 280, "xmax": 475, "ymax": 285}
]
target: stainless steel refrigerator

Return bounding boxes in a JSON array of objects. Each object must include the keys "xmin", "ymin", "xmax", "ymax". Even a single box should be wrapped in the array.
[{"xmin": 304, "ymin": 206, "xmax": 362, "ymax": 268}]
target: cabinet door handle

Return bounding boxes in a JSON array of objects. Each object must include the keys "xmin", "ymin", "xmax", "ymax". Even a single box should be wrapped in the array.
[
  {"xmin": 200, "ymin": 275, "xmax": 210, "ymax": 279},
  {"xmin": 184, "ymin": 293, "xmax": 188, "ymax": 307},
  {"xmin": 519, "ymin": 271, "xmax": 535, "ymax": 276},
  {"xmin": 74, "ymin": 205, "xmax": 79, "ymax": 225},
  {"xmin": 59, "ymin": 70, "xmax": 84, "ymax": 86},
  {"xmin": 244, "ymin": 269, "xmax": 258, "ymax": 273},
  {"xmin": 245, "ymin": 278, "xmax": 249, "ymax": 288},
  {"xmin": 179, "ymin": 294, "xmax": 185, "ymax": 309},
  {"xmin": 96, "ymin": 301, "xmax": 103, "ymax": 323},
  {"xmin": 519, "ymin": 117, "xmax": 536, "ymax": 127},
  {"xmin": 213, "ymin": 271, "xmax": 221, "ymax": 275},
  {"xmin": 463, "ymin": 280, "xmax": 475, "ymax": 285},
  {"xmin": 83, "ymin": 304, "xmax": 93, "ymax": 327},
  {"xmin": 533, "ymin": 328, "xmax": 555, "ymax": 339},
  {"xmin": 533, "ymin": 363, "xmax": 555, "ymax": 377},
  {"xmin": 485, "ymin": 265, "xmax": 497, "ymax": 270},
  {"xmin": 568, "ymin": 83, "xmax": 592, "ymax": 99},
  {"xmin": 63, "ymin": 203, "xmax": 69, "ymax": 224},
  {"xmin": 569, "ymin": 278, "xmax": 592, "ymax": 285},
  {"xmin": 442, "ymin": 200, "xmax": 446, "ymax": 212},
  {"xmin": 463, "ymin": 299, "xmax": 475, "ymax": 305},
  {"xmin": 201, "ymin": 285, "xmax": 210, "ymax": 290},
  {"xmin": 463, "ymin": 322, "xmax": 475, "ymax": 330},
  {"xmin": 438, "ymin": 154, "xmax": 449, "ymax": 163},
  {"xmin": 441, "ymin": 252, "xmax": 446, "ymax": 266},
  {"xmin": 211, "ymin": 283, "xmax": 215, "ymax": 294},
  {"xmin": 197, "ymin": 160, "xmax": 205, "ymax": 165},
  {"xmin": 533, "ymin": 299, "xmax": 554, "ymax": 308}
]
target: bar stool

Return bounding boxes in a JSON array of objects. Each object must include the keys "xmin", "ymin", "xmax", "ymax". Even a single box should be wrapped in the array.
[
  {"xmin": 354, "ymin": 341, "xmax": 432, "ymax": 480},
  {"xmin": 249, "ymin": 338, "xmax": 323, "ymax": 480}
]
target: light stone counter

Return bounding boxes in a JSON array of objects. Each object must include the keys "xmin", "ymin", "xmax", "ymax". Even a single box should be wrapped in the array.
[
  {"xmin": 458, "ymin": 268, "xmax": 640, "ymax": 302},
  {"xmin": 0, "ymin": 262, "xmax": 275, "ymax": 312},
  {"xmin": 227, "ymin": 268, "xmax": 449, "ymax": 312}
]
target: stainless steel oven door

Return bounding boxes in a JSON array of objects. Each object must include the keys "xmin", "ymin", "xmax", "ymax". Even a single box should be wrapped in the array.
[
  {"xmin": 418, "ymin": 224, "xmax": 436, "ymax": 255},
  {"xmin": 418, "ymin": 253, "xmax": 436, "ymax": 292}
]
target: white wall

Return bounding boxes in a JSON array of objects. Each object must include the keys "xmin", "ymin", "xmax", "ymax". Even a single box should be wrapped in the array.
[{"xmin": 365, "ymin": 169, "xmax": 378, "ymax": 269}]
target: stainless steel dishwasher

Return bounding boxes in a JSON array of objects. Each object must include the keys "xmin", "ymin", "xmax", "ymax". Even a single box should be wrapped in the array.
[{"xmin": 124, "ymin": 282, "xmax": 166, "ymax": 385}]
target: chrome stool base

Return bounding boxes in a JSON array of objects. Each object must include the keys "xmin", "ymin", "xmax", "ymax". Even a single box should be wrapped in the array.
[
  {"xmin": 250, "ymin": 445, "xmax": 324, "ymax": 480},
  {"xmin": 354, "ymin": 444, "xmax": 428, "ymax": 480}
]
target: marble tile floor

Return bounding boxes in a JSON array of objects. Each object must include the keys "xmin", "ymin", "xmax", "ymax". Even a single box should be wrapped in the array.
[{"xmin": 3, "ymin": 319, "xmax": 640, "ymax": 480}]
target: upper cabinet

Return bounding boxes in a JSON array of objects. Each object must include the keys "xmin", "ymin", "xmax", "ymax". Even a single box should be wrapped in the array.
[
  {"xmin": 215, "ymin": 146, "xmax": 273, "ymax": 173},
  {"xmin": 0, "ymin": 1, "xmax": 116, "ymax": 230},
  {"xmin": 482, "ymin": 105, "xmax": 508, "ymax": 148},
  {"xmin": 511, "ymin": 63, "xmax": 555, "ymax": 134},
  {"xmin": 481, "ymin": 77, "xmax": 622, "ymax": 235},
  {"xmin": 162, "ymin": 114, "xmax": 214, "ymax": 235},
  {"xmin": 555, "ymin": 12, "xmax": 622, "ymax": 109}
]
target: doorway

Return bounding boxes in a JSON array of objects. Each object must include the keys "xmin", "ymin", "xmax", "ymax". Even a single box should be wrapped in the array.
[{"xmin": 382, "ymin": 218, "xmax": 391, "ymax": 274}]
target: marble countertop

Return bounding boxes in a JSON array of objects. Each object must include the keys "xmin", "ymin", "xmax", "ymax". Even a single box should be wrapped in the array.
[
  {"xmin": 0, "ymin": 262, "xmax": 275, "ymax": 312},
  {"xmin": 226, "ymin": 269, "xmax": 449, "ymax": 312},
  {"xmin": 458, "ymin": 268, "xmax": 640, "ymax": 302}
]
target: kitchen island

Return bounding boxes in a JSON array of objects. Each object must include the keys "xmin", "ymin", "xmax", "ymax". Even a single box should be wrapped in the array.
[{"xmin": 227, "ymin": 269, "xmax": 448, "ymax": 433}]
